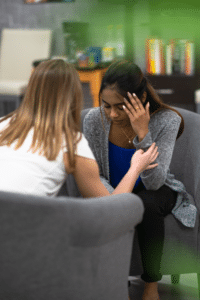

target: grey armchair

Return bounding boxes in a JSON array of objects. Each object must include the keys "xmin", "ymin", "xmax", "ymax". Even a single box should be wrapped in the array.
[
  {"xmin": 0, "ymin": 190, "xmax": 144, "ymax": 300},
  {"xmin": 81, "ymin": 107, "xmax": 200, "ymax": 298}
]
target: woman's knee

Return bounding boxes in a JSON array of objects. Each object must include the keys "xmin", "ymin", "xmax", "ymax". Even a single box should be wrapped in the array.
[{"xmin": 137, "ymin": 189, "xmax": 160, "ymax": 207}]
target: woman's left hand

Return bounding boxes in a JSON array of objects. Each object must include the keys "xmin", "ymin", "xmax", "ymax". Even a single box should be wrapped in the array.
[{"xmin": 123, "ymin": 92, "xmax": 150, "ymax": 142}]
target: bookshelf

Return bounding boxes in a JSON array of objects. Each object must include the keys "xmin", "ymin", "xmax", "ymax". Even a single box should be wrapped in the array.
[
  {"xmin": 146, "ymin": 38, "xmax": 195, "ymax": 76},
  {"xmin": 146, "ymin": 74, "xmax": 197, "ymax": 112},
  {"xmin": 145, "ymin": 37, "xmax": 197, "ymax": 112}
]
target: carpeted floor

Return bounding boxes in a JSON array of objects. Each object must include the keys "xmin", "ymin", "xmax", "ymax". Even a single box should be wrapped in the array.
[{"xmin": 128, "ymin": 274, "xmax": 199, "ymax": 300}]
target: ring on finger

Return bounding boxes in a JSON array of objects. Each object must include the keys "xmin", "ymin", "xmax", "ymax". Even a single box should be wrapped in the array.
[{"xmin": 135, "ymin": 106, "xmax": 139, "ymax": 110}]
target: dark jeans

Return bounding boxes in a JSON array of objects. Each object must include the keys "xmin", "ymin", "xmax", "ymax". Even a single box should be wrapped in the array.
[{"xmin": 134, "ymin": 183, "xmax": 177, "ymax": 282}]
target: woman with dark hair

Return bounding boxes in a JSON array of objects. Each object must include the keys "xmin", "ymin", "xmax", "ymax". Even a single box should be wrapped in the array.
[
  {"xmin": 83, "ymin": 60, "xmax": 197, "ymax": 300},
  {"xmin": 0, "ymin": 59, "xmax": 159, "ymax": 198}
]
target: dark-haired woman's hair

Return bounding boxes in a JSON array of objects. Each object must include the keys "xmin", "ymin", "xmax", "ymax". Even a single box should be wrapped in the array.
[{"xmin": 99, "ymin": 60, "xmax": 184, "ymax": 139}]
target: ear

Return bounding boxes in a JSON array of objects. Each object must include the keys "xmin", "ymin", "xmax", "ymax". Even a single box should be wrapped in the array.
[{"xmin": 141, "ymin": 91, "xmax": 147, "ymax": 104}]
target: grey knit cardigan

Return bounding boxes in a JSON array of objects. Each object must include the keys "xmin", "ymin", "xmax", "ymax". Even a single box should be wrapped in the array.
[{"xmin": 83, "ymin": 107, "xmax": 197, "ymax": 228}]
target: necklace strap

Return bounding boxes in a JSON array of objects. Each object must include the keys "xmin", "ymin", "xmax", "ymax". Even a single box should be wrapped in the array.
[{"xmin": 121, "ymin": 126, "xmax": 135, "ymax": 144}]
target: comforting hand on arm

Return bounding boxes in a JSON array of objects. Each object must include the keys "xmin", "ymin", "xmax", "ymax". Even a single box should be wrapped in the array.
[{"xmin": 63, "ymin": 143, "xmax": 158, "ymax": 198}]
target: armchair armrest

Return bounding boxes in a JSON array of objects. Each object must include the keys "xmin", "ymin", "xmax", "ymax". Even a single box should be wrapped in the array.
[{"xmin": 62, "ymin": 193, "xmax": 144, "ymax": 247}]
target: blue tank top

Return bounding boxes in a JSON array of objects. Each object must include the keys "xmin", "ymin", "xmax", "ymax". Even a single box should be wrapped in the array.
[{"xmin": 109, "ymin": 141, "xmax": 143, "ymax": 191}]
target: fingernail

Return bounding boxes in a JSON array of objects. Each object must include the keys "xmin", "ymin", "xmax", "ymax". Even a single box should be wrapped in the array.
[
  {"xmin": 123, "ymin": 105, "xmax": 126, "ymax": 109},
  {"xmin": 133, "ymin": 93, "xmax": 136, "ymax": 97}
]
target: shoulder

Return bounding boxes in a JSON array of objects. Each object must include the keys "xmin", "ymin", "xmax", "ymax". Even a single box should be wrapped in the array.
[
  {"xmin": 84, "ymin": 107, "xmax": 101, "ymax": 126},
  {"xmin": 77, "ymin": 133, "xmax": 90, "ymax": 148},
  {"xmin": 63, "ymin": 132, "xmax": 95, "ymax": 160},
  {"xmin": 83, "ymin": 107, "xmax": 105, "ymax": 137},
  {"xmin": 0, "ymin": 117, "xmax": 11, "ymax": 131},
  {"xmin": 76, "ymin": 133, "xmax": 95, "ymax": 160},
  {"xmin": 151, "ymin": 108, "xmax": 181, "ymax": 126}
]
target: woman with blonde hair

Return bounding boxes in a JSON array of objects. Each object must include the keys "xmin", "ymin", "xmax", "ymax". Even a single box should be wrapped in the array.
[{"xmin": 0, "ymin": 59, "xmax": 158, "ymax": 198}]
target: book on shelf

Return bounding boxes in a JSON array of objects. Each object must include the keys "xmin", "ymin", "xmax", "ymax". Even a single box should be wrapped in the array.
[
  {"xmin": 165, "ymin": 43, "xmax": 173, "ymax": 75},
  {"xmin": 146, "ymin": 38, "xmax": 195, "ymax": 76},
  {"xmin": 185, "ymin": 41, "xmax": 195, "ymax": 75},
  {"xmin": 146, "ymin": 38, "xmax": 165, "ymax": 75}
]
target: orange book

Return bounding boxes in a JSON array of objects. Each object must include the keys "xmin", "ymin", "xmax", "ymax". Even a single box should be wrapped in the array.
[
  {"xmin": 146, "ymin": 38, "xmax": 165, "ymax": 75},
  {"xmin": 145, "ymin": 39, "xmax": 151, "ymax": 74},
  {"xmin": 149, "ymin": 38, "xmax": 156, "ymax": 74},
  {"xmin": 146, "ymin": 38, "xmax": 156, "ymax": 74},
  {"xmin": 185, "ymin": 41, "xmax": 191, "ymax": 75}
]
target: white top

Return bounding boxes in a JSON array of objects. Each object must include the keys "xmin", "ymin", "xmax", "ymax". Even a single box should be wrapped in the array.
[{"xmin": 0, "ymin": 118, "xmax": 95, "ymax": 197}]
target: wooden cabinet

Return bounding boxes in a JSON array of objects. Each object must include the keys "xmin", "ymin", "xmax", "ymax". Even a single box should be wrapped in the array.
[{"xmin": 146, "ymin": 75, "xmax": 198, "ymax": 112}]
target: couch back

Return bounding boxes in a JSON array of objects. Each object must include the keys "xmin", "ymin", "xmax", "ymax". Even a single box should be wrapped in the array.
[
  {"xmin": 0, "ymin": 190, "xmax": 144, "ymax": 300},
  {"xmin": 81, "ymin": 107, "xmax": 200, "ymax": 210}
]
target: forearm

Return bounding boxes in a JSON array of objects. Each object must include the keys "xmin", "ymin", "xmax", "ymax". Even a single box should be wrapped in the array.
[
  {"xmin": 100, "ymin": 175, "xmax": 114, "ymax": 193},
  {"xmin": 112, "ymin": 168, "xmax": 139, "ymax": 195},
  {"xmin": 134, "ymin": 118, "xmax": 181, "ymax": 190},
  {"xmin": 137, "ymin": 129, "xmax": 149, "ymax": 143}
]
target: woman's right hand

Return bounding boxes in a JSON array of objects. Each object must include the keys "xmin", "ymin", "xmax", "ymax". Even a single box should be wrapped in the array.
[{"xmin": 131, "ymin": 142, "xmax": 159, "ymax": 175}]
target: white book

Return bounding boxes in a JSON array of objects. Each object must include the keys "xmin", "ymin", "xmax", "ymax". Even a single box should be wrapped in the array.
[
  {"xmin": 179, "ymin": 40, "xmax": 187, "ymax": 74},
  {"xmin": 166, "ymin": 44, "xmax": 172, "ymax": 75},
  {"xmin": 154, "ymin": 39, "xmax": 161, "ymax": 74},
  {"xmin": 190, "ymin": 42, "xmax": 195, "ymax": 75}
]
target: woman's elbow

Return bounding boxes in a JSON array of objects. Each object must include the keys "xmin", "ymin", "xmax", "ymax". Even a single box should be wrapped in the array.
[{"xmin": 143, "ymin": 177, "xmax": 166, "ymax": 191}]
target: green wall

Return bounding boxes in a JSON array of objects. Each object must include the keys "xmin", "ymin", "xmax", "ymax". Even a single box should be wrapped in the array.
[
  {"xmin": 50, "ymin": 0, "xmax": 126, "ymax": 54},
  {"xmin": 86, "ymin": 1, "xmax": 126, "ymax": 48},
  {"xmin": 130, "ymin": 0, "xmax": 200, "ymax": 73}
]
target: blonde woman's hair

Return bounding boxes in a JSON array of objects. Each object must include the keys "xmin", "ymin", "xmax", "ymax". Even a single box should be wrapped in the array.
[{"xmin": 0, "ymin": 59, "xmax": 83, "ymax": 171}]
